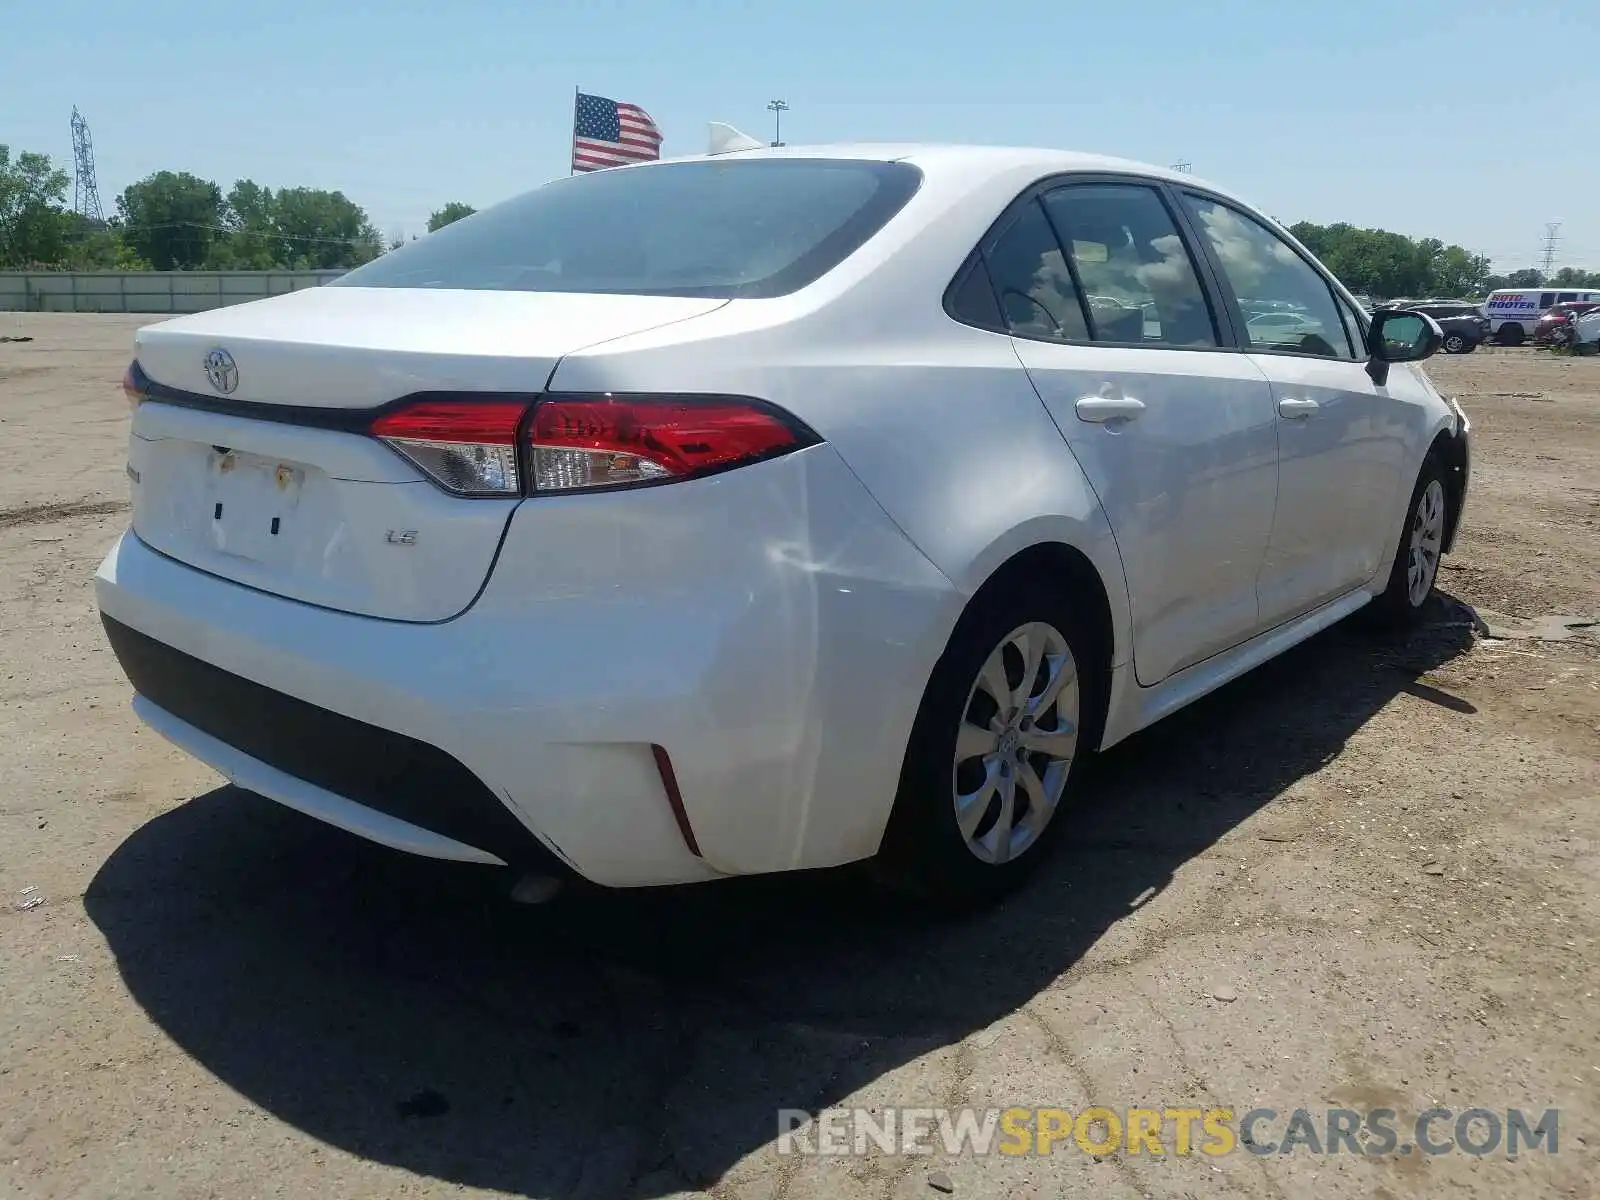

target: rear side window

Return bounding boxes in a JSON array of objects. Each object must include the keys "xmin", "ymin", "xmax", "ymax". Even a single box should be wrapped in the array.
[
  {"xmin": 980, "ymin": 200, "xmax": 1091, "ymax": 342},
  {"xmin": 947, "ymin": 256, "xmax": 1004, "ymax": 330},
  {"xmin": 334, "ymin": 159, "xmax": 922, "ymax": 299},
  {"xmin": 1557, "ymin": 292, "xmax": 1577, "ymax": 303},
  {"xmin": 1540, "ymin": 292, "xmax": 1556, "ymax": 307},
  {"xmin": 1041, "ymin": 184, "xmax": 1219, "ymax": 348}
]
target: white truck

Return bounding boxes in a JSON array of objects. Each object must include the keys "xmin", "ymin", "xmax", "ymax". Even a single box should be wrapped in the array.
[{"xmin": 1485, "ymin": 286, "xmax": 1600, "ymax": 344}]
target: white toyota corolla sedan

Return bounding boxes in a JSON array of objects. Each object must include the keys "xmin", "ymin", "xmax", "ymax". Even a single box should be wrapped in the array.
[{"xmin": 96, "ymin": 145, "xmax": 1471, "ymax": 904}]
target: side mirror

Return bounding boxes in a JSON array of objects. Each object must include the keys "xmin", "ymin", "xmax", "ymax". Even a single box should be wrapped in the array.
[{"xmin": 1366, "ymin": 309, "xmax": 1442, "ymax": 385}]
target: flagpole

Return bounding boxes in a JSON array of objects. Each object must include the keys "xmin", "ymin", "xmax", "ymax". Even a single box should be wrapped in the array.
[{"xmin": 570, "ymin": 85, "xmax": 579, "ymax": 175}]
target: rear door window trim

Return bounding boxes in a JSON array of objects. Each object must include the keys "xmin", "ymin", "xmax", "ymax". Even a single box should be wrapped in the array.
[{"xmin": 943, "ymin": 170, "xmax": 1243, "ymax": 353}]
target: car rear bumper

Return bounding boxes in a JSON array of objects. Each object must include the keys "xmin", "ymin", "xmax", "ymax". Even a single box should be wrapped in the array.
[{"xmin": 95, "ymin": 445, "xmax": 962, "ymax": 886}]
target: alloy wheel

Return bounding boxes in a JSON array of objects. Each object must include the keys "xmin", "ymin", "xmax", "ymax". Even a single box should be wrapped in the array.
[
  {"xmin": 1407, "ymin": 479, "xmax": 1446, "ymax": 607},
  {"xmin": 951, "ymin": 621, "xmax": 1079, "ymax": 865}
]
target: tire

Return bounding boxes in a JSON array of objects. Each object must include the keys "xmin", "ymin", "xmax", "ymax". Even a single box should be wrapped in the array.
[
  {"xmin": 1368, "ymin": 456, "xmax": 1449, "ymax": 629},
  {"xmin": 1550, "ymin": 326, "xmax": 1572, "ymax": 348},
  {"xmin": 1497, "ymin": 323, "xmax": 1525, "ymax": 346},
  {"xmin": 876, "ymin": 581, "xmax": 1105, "ymax": 908},
  {"xmin": 1442, "ymin": 332, "xmax": 1466, "ymax": 354}
]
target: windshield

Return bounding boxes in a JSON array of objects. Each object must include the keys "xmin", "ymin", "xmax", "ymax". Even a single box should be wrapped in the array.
[{"xmin": 334, "ymin": 158, "xmax": 922, "ymax": 299}]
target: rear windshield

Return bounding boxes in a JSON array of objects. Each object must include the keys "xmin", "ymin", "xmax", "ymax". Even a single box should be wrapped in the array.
[{"xmin": 335, "ymin": 158, "xmax": 923, "ymax": 300}]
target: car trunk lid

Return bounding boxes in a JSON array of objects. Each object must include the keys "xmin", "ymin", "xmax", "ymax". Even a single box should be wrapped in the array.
[{"xmin": 128, "ymin": 286, "xmax": 726, "ymax": 621}]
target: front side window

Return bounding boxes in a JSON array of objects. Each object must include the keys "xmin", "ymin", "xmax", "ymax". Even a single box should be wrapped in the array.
[
  {"xmin": 980, "ymin": 200, "xmax": 1090, "ymax": 342},
  {"xmin": 1041, "ymin": 184, "xmax": 1218, "ymax": 348},
  {"xmin": 1182, "ymin": 194, "xmax": 1357, "ymax": 359},
  {"xmin": 1539, "ymin": 292, "xmax": 1556, "ymax": 308},
  {"xmin": 335, "ymin": 159, "xmax": 922, "ymax": 299}
]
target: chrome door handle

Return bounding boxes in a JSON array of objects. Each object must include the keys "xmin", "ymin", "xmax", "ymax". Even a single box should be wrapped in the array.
[
  {"xmin": 1277, "ymin": 397, "xmax": 1320, "ymax": 419},
  {"xmin": 1075, "ymin": 396, "xmax": 1146, "ymax": 423}
]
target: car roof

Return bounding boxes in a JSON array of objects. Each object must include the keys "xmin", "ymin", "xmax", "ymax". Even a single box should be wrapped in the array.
[{"xmin": 668, "ymin": 141, "xmax": 1222, "ymax": 190}]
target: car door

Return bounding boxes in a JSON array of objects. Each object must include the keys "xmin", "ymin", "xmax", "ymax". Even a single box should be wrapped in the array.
[
  {"xmin": 973, "ymin": 180, "xmax": 1280, "ymax": 687},
  {"xmin": 1177, "ymin": 191, "xmax": 1410, "ymax": 627}
]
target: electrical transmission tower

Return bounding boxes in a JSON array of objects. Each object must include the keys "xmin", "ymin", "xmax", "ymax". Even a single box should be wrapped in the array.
[
  {"xmin": 1539, "ymin": 222, "xmax": 1562, "ymax": 277},
  {"xmin": 1171, "ymin": 158, "xmax": 1191, "ymax": 173},
  {"xmin": 70, "ymin": 107, "xmax": 105, "ymax": 225}
]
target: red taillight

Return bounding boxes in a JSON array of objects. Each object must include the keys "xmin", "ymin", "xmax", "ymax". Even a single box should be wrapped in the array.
[
  {"xmin": 369, "ymin": 394, "xmax": 814, "ymax": 497},
  {"xmin": 526, "ymin": 395, "xmax": 809, "ymax": 493},
  {"xmin": 370, "ymin": 400, "xmax": 527, "ymax": 496},
  {"xmin": 122, "ymin": 364, "xmax": 146, "ymax": 410}
]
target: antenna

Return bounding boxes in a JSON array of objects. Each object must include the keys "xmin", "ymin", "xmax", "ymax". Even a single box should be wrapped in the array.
[
  {"xmin": 70, "ymin": 107, "xmax": 105, "ymax": 224},
  {"xmin": 1170, "ymin": 158, "xmax": 1192, "ymax": 173},
  {"xmin": 766, "ymin": 99, "xmax": 789, "ymax": 147},
  {"xmin": 1540, "ymin": 221, "xmax": 1562, "ymax": 277}
]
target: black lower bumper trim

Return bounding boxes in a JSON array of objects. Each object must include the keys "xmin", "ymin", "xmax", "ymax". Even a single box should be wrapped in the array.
[{"xmin": 101, "ymin": 614, "xmax": 559, "ymax": 870}]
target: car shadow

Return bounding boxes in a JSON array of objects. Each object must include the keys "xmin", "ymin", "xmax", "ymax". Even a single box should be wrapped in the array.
[{"xmin": 85, "ymin": 597, "xmax": 1478, "ymax": 1198}]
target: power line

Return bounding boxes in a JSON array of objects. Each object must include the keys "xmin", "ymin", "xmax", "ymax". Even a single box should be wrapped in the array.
[
  {"xmin": 64, "ymin": 220, "xmax": 378, "ymax": 247},
  {"xmin": 1540, "ymin": 221, "xmax": 1562, "ymax": 275},
  {"xmin": 767, "ymin": 99, "xmax": 788, "ymax": 147},
  {"xmin": 70, "ymin": 107, "xmax": 104, "ymax": 225}
]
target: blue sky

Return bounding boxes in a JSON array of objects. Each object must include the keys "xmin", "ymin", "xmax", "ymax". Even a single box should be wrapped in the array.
[{"xmin": 8, "ymin": 0, "xmax": 1597, "ymax": 268}]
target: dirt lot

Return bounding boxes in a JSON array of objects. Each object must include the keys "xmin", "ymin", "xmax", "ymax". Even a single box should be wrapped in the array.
[{"xmin": 1, "ymin": 312, "xmax": 1597, "ymax": 1200}]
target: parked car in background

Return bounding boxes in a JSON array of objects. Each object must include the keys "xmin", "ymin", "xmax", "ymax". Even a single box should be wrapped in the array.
[
  {"xmin": 1533, "ymin": 300, "xmax": 1600, "ymax": 347},
  {"xmin": 95, "ymin": 146, "xmax": 1471, "ymax": 905},
  {"xmin": 1572, "ymin": 307, "xmax": 1600, "ymax": 355},
  {"xmin": 1245, "ymin": 309, "xmax": 1324, "ymax": 344},
  {"xmin": 1409, "ymin": 302, "xmax": 1491, "ymax": 354},
  {"xmin": 1486, "ymin": 286, "xmax": 1600, "ymax": 344}
]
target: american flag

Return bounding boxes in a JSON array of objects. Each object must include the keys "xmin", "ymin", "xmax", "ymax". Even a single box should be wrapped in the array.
[{"xmin": 572, "ymin": 92, "xmax": 663, "ymax": 172}]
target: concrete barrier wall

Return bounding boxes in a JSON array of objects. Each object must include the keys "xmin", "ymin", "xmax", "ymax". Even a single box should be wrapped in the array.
[{"xmin": 0, "ymin": 270, "xmax": 346, "ymax": 314}]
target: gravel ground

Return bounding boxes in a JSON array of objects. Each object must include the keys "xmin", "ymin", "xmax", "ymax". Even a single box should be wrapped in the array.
[{"xmin": 1, "ymin": 313, "xmax": 1597, "ymax": 1200}]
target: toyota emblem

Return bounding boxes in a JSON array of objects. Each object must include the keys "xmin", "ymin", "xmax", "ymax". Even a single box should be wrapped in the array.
[{"xmin": 204, "ymin": 347, "xmax": 239, "ymax": 394}]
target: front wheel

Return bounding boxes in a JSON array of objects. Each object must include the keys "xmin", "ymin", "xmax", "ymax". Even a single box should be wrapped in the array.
[
  {"xmin": 876, "ymin": 584, "xmax": 1102, "ymax": 907},
  {"xmin": 1442, "ymin": 332, "xmax": 1467, "ymax": 354},
  {"xmin": 1369, "ymin": 457, "xmax": 1449, "ymax": 629}
]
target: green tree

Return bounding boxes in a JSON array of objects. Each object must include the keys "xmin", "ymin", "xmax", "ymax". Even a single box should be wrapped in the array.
[
  {"xmin": 1429, "ymin": 244, "xmax": 1493, "ymax": 297},
  {"xmin": 61, "ymin": 216, "xmax": 151, "ymax": 270},
  {"xmin": 1549, "ymin": 266, "xmax": 1600, "ymax": 288},
  {"xmin": 0, "ymin": 145, "xmax": 72, "ymax": 267},
  {"xmin": 209, "ymin": 179, "xmax": 283, "ymax": 269},
  {"xmin": 1289, "ymin": 221, "xmax": 1493, "ymax": 299},
  {"xmin": 117, "ymin": 171, "xmax": 225, "ymax": 269},
  {"xmin": 271, "ymin": 187, "xmax": 383, "ymax": 269},
  {"xmin": 426, "ymin": 201, "xmax": 476, "ymax": 232}
]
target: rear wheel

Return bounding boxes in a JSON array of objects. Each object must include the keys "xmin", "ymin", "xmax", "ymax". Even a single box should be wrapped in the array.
[
  {"xmin": 1369, "ymin": 456, "xmax": 1448, "ymax": 629},
  {"xmin": 1442, "ymin": 332, "xmax": 1467, "ymax": 354},
  {"xmin": 1497, "ymin": 323, "xmax": 1525, "ymax": 346},
  {"xmin": 1550, "ymin": 325, "xmax": 1573, "ymax": 348},
  {"xmin": 877, "ymin": 584, "xmax": 1102, "ymax": 907}
]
